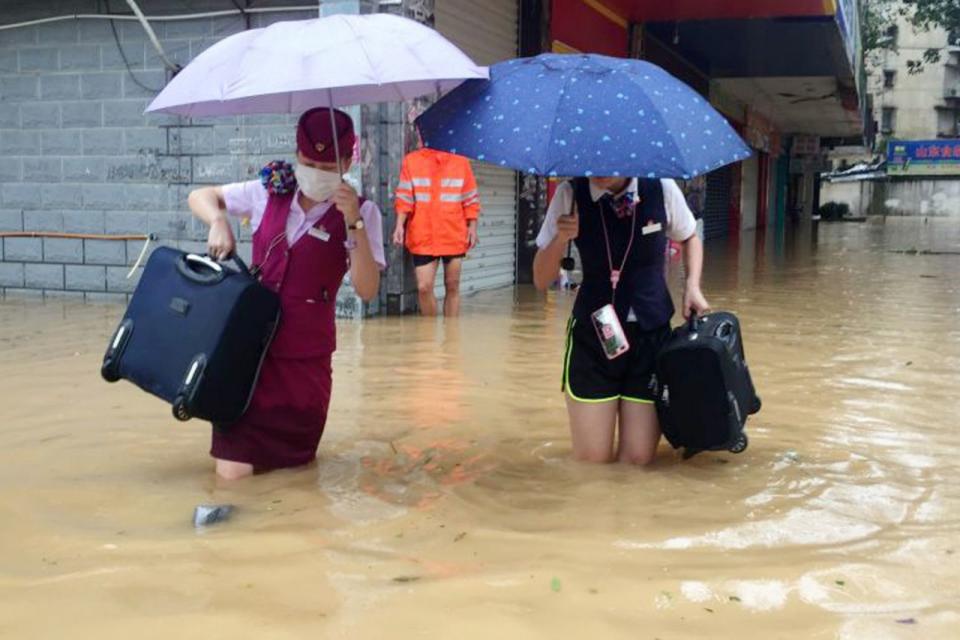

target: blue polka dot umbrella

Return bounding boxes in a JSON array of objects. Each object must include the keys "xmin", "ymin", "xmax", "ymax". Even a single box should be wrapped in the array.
[{"xmin": 416, "ymin": 53, "xmax": 751, "ymax": 179}]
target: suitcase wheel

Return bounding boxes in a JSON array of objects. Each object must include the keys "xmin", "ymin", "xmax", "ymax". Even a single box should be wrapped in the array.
[
  {"xmin": 172, "ymin": 395, "xmax": 191, "ymax": 422},
  {"xmin": 729, "ymin": 433, "xmax": 749, "ymax": 454},
  {"xmin": 751, "ymin": 396, "xmax": 762, "ymax": 414},
  {"xmin": 101, "ymin": 357, "xmax": 120, "ymax": 383}
]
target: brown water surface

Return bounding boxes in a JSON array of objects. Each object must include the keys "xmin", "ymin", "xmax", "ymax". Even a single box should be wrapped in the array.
[{"xmin": 1, "ymin": 218, "xmax": 958, "ymax": 639}]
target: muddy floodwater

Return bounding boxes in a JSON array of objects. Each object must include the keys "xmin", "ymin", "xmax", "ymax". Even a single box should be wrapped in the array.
[{"xmin": 1, "ymin": 218, "xmax": 958, "ymax": 639}]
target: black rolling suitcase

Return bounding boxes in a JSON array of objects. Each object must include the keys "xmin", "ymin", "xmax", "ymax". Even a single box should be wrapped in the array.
[
  {"xmin": 101, "ymin": 247, "xmax": 280, "ymax": 424},
  {"xmin": 655, "ymin": 311, "xmax": 761, "ymax": 459}
]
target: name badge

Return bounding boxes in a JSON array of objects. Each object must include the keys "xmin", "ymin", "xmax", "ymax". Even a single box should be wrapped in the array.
[
  {"xmin": 641, "ymin": 222, "xmax": 663, "ymax": 236},
  {"xmin": 307, "ymin": 226, "xmax": 330, "ymax": 242}
]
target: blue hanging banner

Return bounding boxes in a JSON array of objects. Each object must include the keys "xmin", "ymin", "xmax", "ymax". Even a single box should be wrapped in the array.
[{"xmin": 887, "ymin": 140, "xmax": 960, "ymax": 176}]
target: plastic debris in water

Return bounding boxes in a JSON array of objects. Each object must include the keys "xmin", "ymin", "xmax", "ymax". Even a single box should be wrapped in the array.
[
  {"xmin": 895, "ymin": 618, "xmax": 916, "ymax": 625},
  {"xmin": 193, "ymin": 504, "xmax": 234, "ymax": 527},
  {"xmin": 780, "ymin": 450, "xmax": 800, "ymax": 463},
  {"xmin": 551, "ymin": 577, "xmax": 562, "ymax": 593}
]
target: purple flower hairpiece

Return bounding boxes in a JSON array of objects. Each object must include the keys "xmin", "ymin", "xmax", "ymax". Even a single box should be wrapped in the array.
[{"xmin": 260, "ymin": 160, "xmax": 297, "ymax": 195}]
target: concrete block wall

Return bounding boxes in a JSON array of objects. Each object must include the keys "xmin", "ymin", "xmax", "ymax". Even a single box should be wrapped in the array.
[{"xmin": 0, "ymin": 1, "xmax": 395, "ymax": 312}]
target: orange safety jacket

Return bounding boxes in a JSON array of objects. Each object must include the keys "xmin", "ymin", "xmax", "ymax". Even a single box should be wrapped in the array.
[{"xmin": 394, "ymin": 148, "xmax": 480, "ymax": 256}]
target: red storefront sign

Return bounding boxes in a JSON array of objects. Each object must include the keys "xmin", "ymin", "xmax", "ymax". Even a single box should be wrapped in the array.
[
  {"xmin": 603, "ymin": 0, "xmax": 835, "ymax": 22},
  {"xmin": 551, "ymin": 0, "xmax": 629, "ymax": 58}
]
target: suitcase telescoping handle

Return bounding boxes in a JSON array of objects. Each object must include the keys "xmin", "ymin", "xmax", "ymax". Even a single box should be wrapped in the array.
[{"xmin": 176, "ymin": 253, "xmax": 252, "ymax": 285}]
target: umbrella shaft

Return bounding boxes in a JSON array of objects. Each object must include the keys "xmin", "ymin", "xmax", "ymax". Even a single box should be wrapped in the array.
[{"xmin": 327, "ymin": 89, "xmax": 344, "ymax": 179}]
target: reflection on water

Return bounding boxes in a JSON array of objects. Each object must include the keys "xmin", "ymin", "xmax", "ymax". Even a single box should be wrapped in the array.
[{"xmin": 1, "ymin": 218, "xmax": 958, "ymax": 638}]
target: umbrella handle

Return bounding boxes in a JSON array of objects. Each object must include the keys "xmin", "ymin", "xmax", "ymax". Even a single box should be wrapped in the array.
[
  {"xmin": 560, "ymin": 243, "xmax": 575, "ymax": 272},
  {"xmin": 560, "ymin": 199, "xmax": 576, "ymax": 271}
]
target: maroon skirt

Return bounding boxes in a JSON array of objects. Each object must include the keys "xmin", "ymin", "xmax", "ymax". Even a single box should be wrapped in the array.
[{"xmin": 211, "ymin": 353, "xmax": 332, "ymax": 471}]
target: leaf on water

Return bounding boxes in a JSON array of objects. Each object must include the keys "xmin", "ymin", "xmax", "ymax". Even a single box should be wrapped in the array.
[
  {"xmin": 454, "ymin": 532, "xmax": 467, "ymax": 542},
  {"xmin": 729, "ymin": 596, "xmax": 741, "ymax": 602},
  {"xmin": 704, "ymin": 608, "xmax": 714, "ymax": 613},
  {"xmin": 895, "ymin": 618, "xmax": 916, "ymax": 625},
  {"xmin": 835, "ymin": 580, "xmax": 846, "ymax": 587},
  {"xmin": 551, "ymin": 577, "xmax": 562, "ymax": 593},
  {"xmin": 660, "ymin": 590, "xmax": 673, "ymax": 600},
  {"xmin": 392, "ymin": 576, "xmax": 421, "ymax": 583},
  {"xmin": 589, "ymin": 588, "xmax": 599, "ymax": 595}
]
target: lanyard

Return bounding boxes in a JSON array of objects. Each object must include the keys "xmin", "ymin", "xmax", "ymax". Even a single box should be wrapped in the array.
[
  {"xmin": 252, "ymin": 231, "xmax": 287, "ymax": 278},
  {"xmin": 597, "ymin": 195, "xmax": 637, "ymax": 304}
]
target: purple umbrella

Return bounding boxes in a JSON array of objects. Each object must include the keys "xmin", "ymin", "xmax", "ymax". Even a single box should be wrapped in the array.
[{"xmin": 147, "ymin": 13, "xmax": 487, "ymax": 167}]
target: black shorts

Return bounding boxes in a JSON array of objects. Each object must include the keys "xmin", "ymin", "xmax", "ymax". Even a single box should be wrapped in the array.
[
  {"xmin": 562, "ymin": 317, "xmax": 671, "ymax": 403},
  {"xmin": 411, "ymin": 254, "xmax": 465, "ymax": 267}
]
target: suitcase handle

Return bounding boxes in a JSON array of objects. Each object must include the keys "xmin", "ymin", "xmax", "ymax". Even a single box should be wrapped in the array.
[
  {"xmin": 177, "ymin": 253, "xmax": 253, "ymax": 285},
  {"xmin": 178, "ymin": 253, "xmax": 226, "ymax": 285}
]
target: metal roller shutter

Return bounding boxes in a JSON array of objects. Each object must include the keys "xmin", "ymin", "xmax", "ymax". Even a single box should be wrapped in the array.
[
  {"xmin": 435, "ymin": 0, "xmax": 518, "ymax": 293},
  {"xmin": 703, "ymin": 166, "xmax": 732, "ymax": 240}
]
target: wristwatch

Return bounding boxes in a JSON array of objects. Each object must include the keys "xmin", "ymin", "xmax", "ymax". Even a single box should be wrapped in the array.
[{"xmin": 348, "ymin": 218, "xmax": 365, "ymax": 231}]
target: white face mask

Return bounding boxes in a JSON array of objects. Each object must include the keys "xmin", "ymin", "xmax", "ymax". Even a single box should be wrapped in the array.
[{"xmin": 295, "ymin": 163, "xmax": 341, "ymax": 202}]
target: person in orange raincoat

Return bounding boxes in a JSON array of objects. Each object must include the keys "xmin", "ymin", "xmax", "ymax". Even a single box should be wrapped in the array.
[{"xmin": 392, "ymin": 148, "xmax": 480, "ymax": 316}]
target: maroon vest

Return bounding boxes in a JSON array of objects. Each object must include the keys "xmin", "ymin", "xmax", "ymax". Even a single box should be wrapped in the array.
[{"xmin": 253, "ymin": 192, "xmax": 350, "ymax": 358}]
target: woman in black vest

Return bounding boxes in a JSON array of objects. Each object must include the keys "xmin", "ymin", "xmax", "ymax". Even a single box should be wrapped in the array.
[{"xmin": 533, "ymin": 177, "xmax": 709, "ymax": 465}]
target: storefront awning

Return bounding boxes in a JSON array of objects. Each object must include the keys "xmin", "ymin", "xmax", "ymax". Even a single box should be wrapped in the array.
[{"xmin": 605, "ymin": 0, "xmax": 839, "ymax": 22}]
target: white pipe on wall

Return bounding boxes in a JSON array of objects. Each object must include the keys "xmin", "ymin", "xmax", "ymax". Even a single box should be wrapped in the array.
[{"xmin": 0, "ymin": 6, "xmax": 317, "ymax": 31}]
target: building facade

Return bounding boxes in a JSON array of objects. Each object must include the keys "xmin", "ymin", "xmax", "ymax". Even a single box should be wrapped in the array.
[
  {"xmin": 870, "ymin": 12, "xmax": 959, "ymax": 142},
  {"xmin": 822, "ymin": 4, "xmax": 960, "ymax": 218}
]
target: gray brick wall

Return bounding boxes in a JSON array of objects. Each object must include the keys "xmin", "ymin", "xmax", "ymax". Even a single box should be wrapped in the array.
[{"xmin": 0, "ymin": 1, "xmax": 395, "ymax": 313}]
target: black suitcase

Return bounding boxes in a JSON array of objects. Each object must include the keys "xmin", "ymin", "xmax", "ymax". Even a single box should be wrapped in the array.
[
  {"xmin": 655, "ymin": 311, "xmax": 760, "ymax": 459},
  {"xmin": 101, "ymin": 247, "xmax": 280, "ymax": 424}
]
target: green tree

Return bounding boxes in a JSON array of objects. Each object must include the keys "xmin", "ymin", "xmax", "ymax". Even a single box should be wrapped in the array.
[{"xmin": 862, "ymin": 0, "xmax": 959, "ymax": 72}]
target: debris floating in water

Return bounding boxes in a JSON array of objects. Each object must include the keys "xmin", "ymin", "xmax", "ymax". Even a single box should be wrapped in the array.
[
  {"xmin": 779, "ymin": 450, "xmax": 801, "ymax": 464},
  {"xmin": 393, "ymin": 575, "xmax": 421, "ymax": 584},
  {"xmin": 551, "ymin": 577, "xmax": 562, "ymax": 593},
  {"xmin": 895, "ymin": 618, "xmax": 917, "ymax": 625},
  {"xmin": 193, "ymin": 504, "xmax": 234, "ymax": 527}
]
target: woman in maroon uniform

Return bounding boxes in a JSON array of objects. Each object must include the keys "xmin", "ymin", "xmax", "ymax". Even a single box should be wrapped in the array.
[{"xmin": 188, "ymin": 108, "xmax": 385, "ymax": 480}]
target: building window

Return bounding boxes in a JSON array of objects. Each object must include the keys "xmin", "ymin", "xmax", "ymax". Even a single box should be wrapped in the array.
[
  {"xmin": 884, "ymin": 70, "xmax": 896, "ymax": 88},
  {"xmin": 884, "ymin": 25, "xmax": 899, "ymax": 46},
  {"xmin": 881, "ymin": 107, "xmax": 897, "ymax": 133}
]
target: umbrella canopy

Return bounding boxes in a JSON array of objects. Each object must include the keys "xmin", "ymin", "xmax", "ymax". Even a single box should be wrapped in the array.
[
  {"xmin": 416, "ymin": 53, "xmax": 751, "ymax": 179},
  {"xmin": 146, "ymin": 14, "xmax": 487, "ymax": 117}
]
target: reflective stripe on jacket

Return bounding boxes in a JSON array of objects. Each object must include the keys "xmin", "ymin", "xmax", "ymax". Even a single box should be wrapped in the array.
[{"xmin": 394, "ymin": 148, "xmax": 480, "ymax": 256}]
